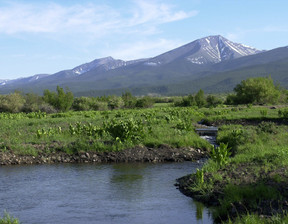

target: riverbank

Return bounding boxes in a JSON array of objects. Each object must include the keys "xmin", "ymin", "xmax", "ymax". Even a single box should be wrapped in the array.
[
  {"xmin": 0, "ymin": 145, "xmax": 207, "ymax": 165},
  {"xmin": 176, "ymin": 120, "xmax": 288, "ymax": 223}
]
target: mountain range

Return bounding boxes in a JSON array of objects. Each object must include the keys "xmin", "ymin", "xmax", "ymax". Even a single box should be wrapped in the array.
[{"xmin": 1, "ymin": 35, "xmax": 288, "ymax": 96}]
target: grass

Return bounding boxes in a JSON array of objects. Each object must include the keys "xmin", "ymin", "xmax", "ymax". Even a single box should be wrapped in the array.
[
  {"xmin": 0, "ymin": 106, "xmax": 210, "ymax": 155},
  {"xmin": 225, "ymin": 213, "xmax": 288, "ymax": 224},
  {"xmin": 178, "ymin": 105, "xmax": 288, "ymax": 223}
]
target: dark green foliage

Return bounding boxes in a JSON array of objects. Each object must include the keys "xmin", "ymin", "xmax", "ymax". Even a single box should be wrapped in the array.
[
  {"xmin": 195, "ymin": 89, "xmax": 206, "ymax": 107},
  {"xmin": 122, "ymin": 91, "xmax": 136, "ymax": 108},
  {"xmin": 206, "ymin": 95, "xmax": 223, "ymax": 107},
  {"xmin": 232, "ymin": 77, "xmax": 280, "ymax": 104},
  {"xmin": 135, "ymin": 96, "xmax": 154, "ymax": 108},
  {"xmin": 217, "ymin": 126, "xmax": 256, "ymax": 152},
  {"xmin": 43, "ymin": 86, "xmax": 74, "ymax": 112},
  {"xmin": 174, "ymin": 95, "xmax": 196, "ymax": 107}
]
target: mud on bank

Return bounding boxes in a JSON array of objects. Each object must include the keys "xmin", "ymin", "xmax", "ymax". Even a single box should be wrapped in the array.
[{"xmin": 0, "ymin": 145, "xmax": 208, "ymax": 165}]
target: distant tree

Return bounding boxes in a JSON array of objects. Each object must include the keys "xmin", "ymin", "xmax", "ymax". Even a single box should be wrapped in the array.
[
  {"xmin": 122, "ymin": 91, "xmax": 136, "ymax": 108},
  {"xmin": 195, "ymin": 89, "xmax": 206, "ymax": 107},
  {"xmin": 43, "ymin": 86, "xmax": 74, "ymax": 112},
  {"xmin": 232, "ymin": 77, "xmax": 280, "ymax": 104},
  {"xmin": 174, "ymin": 95, "xmax": 196, "ymax": 107},
  {"xmin": 206, "ymin": 95, "xmax": 223, "ymax": 107}
]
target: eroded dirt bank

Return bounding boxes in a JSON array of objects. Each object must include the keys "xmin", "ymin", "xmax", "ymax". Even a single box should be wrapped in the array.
[{"xmin": 0, "ymin": 145, "xmax": 208, "ymax": 165}]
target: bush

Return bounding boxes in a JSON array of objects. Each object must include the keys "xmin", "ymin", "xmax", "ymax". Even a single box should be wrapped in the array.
[
  {"xmin": 72, "ymin": 97, "xmax": 93, "ymax": 111},
  {"xmin": 174, "ymin": 95, "xmax": 196, "ymax": 107},
  {"xmin": 0, "ymin": 92, "xmax": 25, "ymax": 113},
  {"xmin": 104, "ymin": 118, "xmax": 145, "ymax": 143},
  {"xmin": 206, "ymin": 95, "xmax": 223, "ymax": 108},
  {"xmin": 38, "ymin": 103, "xmax": 58, "ymax": 114},
  {"xmin": 22, "ymin": 93, "xmax": 44, "ymax": 112},
  {"xmin": 92, "ymin": 101, "xmax": 108, "ymax": 111},
  {"xmin": 135, "ymin": 96, "xmax": 154, "ymax": 108},
  {"xmin": 232, "ymin": 77, "xmax": 280, "ymax": 104},
  {"xmin": 107, "ymin": 96, "xmax": 124, "ymax": 109},
  {"xmin": 122, "ymin": 91, "xmax": 136, "ymax": 108}
]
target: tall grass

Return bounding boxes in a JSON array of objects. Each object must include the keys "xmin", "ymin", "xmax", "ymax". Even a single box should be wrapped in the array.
[{"xmin": 0, "ymin": 212, "xmax": 19, "ymax": 224}]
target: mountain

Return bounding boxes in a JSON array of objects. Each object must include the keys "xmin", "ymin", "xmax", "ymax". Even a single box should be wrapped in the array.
[
  {"xmin": 1, "ymin": 35, "xmax": 287, "ymax": 96},
  {"xmin": 146, "ymin": 35, "xmax": 261, "ymax": 65}
]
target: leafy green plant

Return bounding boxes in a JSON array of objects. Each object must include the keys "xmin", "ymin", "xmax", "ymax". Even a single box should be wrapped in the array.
[
  {"xmin": 195, "ymin": 168, "xmax": 204, "ymax": 185},
  {"xmin": 104, "ymin": 118, "xmax": 145, "ymax": 143},
  {"xmin": 0, "ymin": 212, "xmax": 19, "ymax": 224},
  {"xmin": 210, "ymin": 142, "xmax": 231, "ymax": 167}
]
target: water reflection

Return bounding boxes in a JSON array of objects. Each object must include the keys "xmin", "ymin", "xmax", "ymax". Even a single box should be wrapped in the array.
[{"xmin": 0, "ymin": 162, "xmax": 213, "ymax": 224}]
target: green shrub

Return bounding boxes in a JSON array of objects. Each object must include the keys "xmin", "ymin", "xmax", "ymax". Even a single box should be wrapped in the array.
[
  {"xmin": 0, "ymin": 92, "xmax": 25, "ymax": 113},
  {"xmin": 104, "ymin": 118, "xmax": 145, "ymax": 143},
  {"xmin": 135, "ymin": 96, "xmax": 154, "ymax": 108}
]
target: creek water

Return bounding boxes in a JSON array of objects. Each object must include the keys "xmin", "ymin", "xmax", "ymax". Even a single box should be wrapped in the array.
[{"xmin": 0, "ymin": 162, "xmax": 213, "ymax": 224}]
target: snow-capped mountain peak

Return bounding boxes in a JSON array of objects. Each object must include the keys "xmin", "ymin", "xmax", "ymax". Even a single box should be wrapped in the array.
[{"xmin": 186, "ymin": 35, "xmax": 262, "ymax": 64}]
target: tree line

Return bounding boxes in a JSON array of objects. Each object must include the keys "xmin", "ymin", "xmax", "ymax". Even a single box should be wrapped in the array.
[{"xmin": 0, "ymin": 77, "xmax": 287, "ymax": 113}]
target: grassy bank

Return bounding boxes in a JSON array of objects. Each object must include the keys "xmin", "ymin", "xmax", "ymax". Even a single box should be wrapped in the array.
[
  {"xmin": 0, "ymin": 106, "xmax": 210, "ymax": 157},
  {"xmin": 178, "ymin": 105, "xmax": 288, "ymax": 223}
]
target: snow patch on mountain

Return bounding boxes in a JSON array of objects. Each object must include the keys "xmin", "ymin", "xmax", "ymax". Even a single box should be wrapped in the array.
[{"xmin": 186, "ymin": 35, "xmax": 262, "ymax": 65}]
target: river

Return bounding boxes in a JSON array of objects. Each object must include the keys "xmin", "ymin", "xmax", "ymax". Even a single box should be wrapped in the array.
[{"xmin": 0, "ymin": 162, "xmax": 213, "ymax": 224}]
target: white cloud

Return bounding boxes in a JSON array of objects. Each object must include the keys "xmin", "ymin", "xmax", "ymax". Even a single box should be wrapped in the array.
[
  {"xmin": 128, "ymin": 0, "xmax": 197, "ymax": 26},
  {"xmin": 0, "ymin": 1, "xmax": 197, "ymax": 36}
]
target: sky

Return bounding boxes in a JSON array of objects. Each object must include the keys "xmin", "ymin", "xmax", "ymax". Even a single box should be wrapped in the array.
[{"xmin": 0, "ymin": 0, "xmax": 288, "ymax": 80}]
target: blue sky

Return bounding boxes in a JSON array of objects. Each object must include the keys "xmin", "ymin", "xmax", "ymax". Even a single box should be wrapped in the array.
[{"xmin": 0, "ymin": 0, "xmax": 288, "ymax": 79}]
